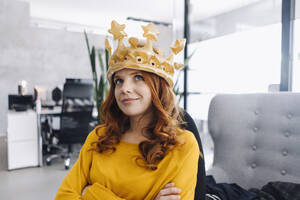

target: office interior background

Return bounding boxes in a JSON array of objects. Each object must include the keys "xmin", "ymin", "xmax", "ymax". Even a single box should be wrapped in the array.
[{"xmin": 1, "ymin": 0, "xmax": 300, "ymax": 199}]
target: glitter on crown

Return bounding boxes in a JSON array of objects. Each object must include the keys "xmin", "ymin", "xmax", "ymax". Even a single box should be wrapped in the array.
[{"xmin": 106, "ymin": 20, "xmax": 186, "ymax": 87}]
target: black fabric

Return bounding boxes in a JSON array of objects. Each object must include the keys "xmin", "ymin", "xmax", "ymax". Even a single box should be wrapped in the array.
[
  {"xmin": 260, "ymin": 182, "xmax": 300, "ymax": 200},
  {"xmin": 206, "ymin": 175, "xmax": 300, "ymax": 200},
  {"xmin": 182, "ymin": 111, "xmax": 206, "ymax": 200},
  {"xmin": 205, "ymin": 176, "xmax": 258, "ymax": 200},
  {"xmin": 250, "ymin": 182, "xmax": 300, "ymax": 200},
  {"xmin": 248, "ymin": 189, "xmax": 276, "ymax": 200}
]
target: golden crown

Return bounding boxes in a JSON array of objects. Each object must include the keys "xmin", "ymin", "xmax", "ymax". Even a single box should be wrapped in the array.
[{"xmin": 105, "ymin": 20, "xmax": 186, "ymax": 87}]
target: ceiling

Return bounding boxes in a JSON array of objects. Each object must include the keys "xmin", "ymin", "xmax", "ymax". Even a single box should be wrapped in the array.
[{"xmin": 21, "ymin": 0, "xmax": 262, "ymax": 28}]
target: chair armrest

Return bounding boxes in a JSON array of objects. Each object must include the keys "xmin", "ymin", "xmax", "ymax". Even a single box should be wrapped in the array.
[{"xmin": 206, "ymin": 166, "xmax": 230, "ymax": 183}]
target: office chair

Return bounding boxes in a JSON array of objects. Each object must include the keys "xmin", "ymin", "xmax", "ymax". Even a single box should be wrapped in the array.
[
  {"xmin": 182, "ymin": 111, "xmax": 206, "ymax": 200},
  {"xmin": 45, "ymin": 81, "xmax": 95, "ymax": 169}
]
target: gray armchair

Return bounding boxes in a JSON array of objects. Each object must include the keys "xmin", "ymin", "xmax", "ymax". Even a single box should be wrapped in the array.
[{"xmin": 207, "ymin": 93, "xmax": 300, "ymax": 189}]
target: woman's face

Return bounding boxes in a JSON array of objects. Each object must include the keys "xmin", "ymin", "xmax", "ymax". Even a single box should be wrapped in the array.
[{"xmin": 114, "ymin": 68, "xmax": 152, "ymax": 118}]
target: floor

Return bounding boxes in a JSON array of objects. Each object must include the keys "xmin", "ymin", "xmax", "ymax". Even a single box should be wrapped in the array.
[
  {"xmin": 0, "ymin": 131, "xmax": 214, "ymax": 200},
  {"xmin": 0, "ymin": 162, "xmax": 69, "ymax": 200},
  {"xmin": 0, "ymin": 137, "xmax": 72, "ymax": 200}
]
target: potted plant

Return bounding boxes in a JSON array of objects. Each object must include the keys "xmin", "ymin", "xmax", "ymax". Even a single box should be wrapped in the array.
[
  {"xmin": 84, "ymin": 31, "xmax": 109, "ymax": 124},
  {"xmin": 173, "ymin": 49, "xmax": 196, "ymax": 103}
]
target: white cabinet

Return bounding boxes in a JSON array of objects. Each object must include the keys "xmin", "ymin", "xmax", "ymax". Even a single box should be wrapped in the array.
[{"xmin": 7, "ymin": 110, "xmax": 39, "ymax": 170}]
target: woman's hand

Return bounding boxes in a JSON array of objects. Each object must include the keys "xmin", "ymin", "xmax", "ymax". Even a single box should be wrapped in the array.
[
  {"xmin": 81, "ymin": 184, "xmax": 91, "ymax": 195},
  {"xmin": 154, "ymin": 182, "xmax": 181, "ymax": 200}
]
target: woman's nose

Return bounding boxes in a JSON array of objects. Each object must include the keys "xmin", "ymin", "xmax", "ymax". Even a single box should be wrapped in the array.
[{"xmin": 120, "ymin": 79, "xmax": 133, "ymax": 93}]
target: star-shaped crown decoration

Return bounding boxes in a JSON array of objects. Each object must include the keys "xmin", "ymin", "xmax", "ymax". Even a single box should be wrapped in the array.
[
  {"xmin": 142, "ymin": 23, "xmax": 160, "ymax": 41},
  {"xmin": 105, "ymin": 20, "xmax": 186, "ymax": 88},
  {"xmin": 108, "ymin": 21, "xmax": 127, "ymax": 41}
]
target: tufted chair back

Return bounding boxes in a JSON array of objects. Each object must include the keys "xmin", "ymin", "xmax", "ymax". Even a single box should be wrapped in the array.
[{"xmin": 207, "ymin": 93, "xmax": 300, "ymax": 189}]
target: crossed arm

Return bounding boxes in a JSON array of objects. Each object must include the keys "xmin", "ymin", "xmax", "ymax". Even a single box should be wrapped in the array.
[{"xmin": 81, "ymin": 182, "xmax": 181, "ymax": 200}]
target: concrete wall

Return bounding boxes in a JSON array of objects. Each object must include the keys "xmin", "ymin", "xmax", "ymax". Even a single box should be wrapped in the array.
[
  {"xmin": 0, "ymin": 0, "xmax": 105, "ymax": 136},
  {"xmin": 0, "ymin": 0, "xmax": 173, "ymax": 136}
]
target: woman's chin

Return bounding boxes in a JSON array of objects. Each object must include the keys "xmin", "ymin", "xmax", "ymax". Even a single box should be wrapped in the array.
[{"xmin": 123, "ymin": 111, "xmax": 143, "ymax": 117}]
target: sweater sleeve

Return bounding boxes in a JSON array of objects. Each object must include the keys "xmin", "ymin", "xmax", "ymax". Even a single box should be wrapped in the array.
[
  {"xmin": 172, "ymin": 132, "xmax": 201, "ymax": 200},
  {"xmin": 82, "ymin": 182, "xmax": 125, "ymax": 200},
  {"xmin": 55, "ymin": 127, "xmax": 127, "ymax": 200}
]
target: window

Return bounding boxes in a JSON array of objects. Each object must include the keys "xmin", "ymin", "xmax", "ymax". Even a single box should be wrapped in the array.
[
  {"xmin": 187, "ymin": 0, "xmax": 282, "ymax": 120},
  {"xmin": 292, "ymin": 0, "xmax": 300, "ymax": 91}
]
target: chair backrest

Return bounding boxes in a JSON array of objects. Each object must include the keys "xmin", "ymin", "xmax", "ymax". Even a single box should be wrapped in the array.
[
  {"xmin": 207, "ymin": 93, "xmax": 300, "ymax": 189},
  {"xmin": 182, "ymin": 111, "xmax": 206, "ymax": 200},
  {"xmin": 59, "ymin": 81, "xmax": 94, "ymax": 144}
]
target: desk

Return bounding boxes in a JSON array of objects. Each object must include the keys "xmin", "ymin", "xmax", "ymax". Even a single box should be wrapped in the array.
[{"xmin": 40, "ymin": 106, "xmax": 62, "ymax": 115}]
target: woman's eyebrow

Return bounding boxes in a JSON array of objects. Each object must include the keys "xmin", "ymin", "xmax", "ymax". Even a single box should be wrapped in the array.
[
  {"xmin": 113, "ymin": 75, "xmax": 121, "ymax": 80},
  {"xmin": 130, "ymin": 72, "xmax": 142, "ymax": 76},
  {"xmin": 114, "ymin": 71, "xmax": 142, "ymax": 80}
]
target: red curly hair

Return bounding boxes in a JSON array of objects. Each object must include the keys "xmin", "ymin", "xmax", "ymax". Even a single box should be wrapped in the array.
[{"xmin": 93, "ymin": 70, "xmax": 184, "ymax": 170}]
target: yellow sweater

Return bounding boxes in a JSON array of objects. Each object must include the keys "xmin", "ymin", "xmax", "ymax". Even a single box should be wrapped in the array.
[{"xmin": 55, "ymin": 126, "xmax": 201, "ymax": 200}]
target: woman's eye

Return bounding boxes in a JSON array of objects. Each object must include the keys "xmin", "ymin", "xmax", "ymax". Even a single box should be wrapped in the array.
[
  {"xmin": 114, "ymin": 79, "xmax": 123, "ymax": 85},
  {"xmin": 135, "ymin": 75, "xmax": 144, "ymax": 81}
]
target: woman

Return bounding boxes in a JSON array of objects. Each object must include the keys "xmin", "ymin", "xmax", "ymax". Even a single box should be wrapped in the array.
[{"xmin": 55, "ymin": 20, "xmax": 202, "ymax": 200}]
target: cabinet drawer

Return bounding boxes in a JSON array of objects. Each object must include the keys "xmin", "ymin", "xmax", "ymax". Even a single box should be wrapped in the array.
[
  {"xmin": 7, "ymin": 111, "xmax": 38, "ymax": 141},
  {"xmin": 7, "ymin": 140, "xmax": 39, "ymax": 170}
]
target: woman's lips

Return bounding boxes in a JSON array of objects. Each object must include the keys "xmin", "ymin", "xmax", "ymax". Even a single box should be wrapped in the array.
[{"xmin": 122, "ymin": 98, "xmax": 138, "ymax": 104}]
